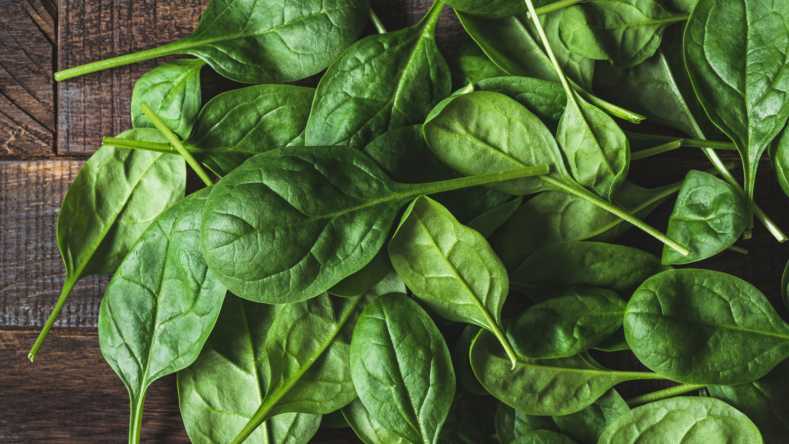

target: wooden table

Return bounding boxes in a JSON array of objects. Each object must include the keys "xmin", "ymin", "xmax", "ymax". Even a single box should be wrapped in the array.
[{"xmin": 2, "ymin": 0, "xmax": 789, "ymax": 442}]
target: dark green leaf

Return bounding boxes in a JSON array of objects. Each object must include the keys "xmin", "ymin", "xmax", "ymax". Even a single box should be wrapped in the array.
[
  {"xmin": 470, "ymin": 77, "xmax": 566, "ymax": 133},
  {"xmin": 507, "ymin": 287, "xmax": 626, "ymax": 359},
  {"xmin": 131, "ymin": 59, "xmax": 205, "ymax": 139},
  {"xmin": 768, "ymin": 125, "xmax": 789, "ymax": 201},
  {"xmin": 438, "ymin": 387, "xmax": 499, "ymax": 444},
  {"xmin": 597, "ymin": 397, "xmax": 763, "ymax": 443},
  {"xmin": 529, "ymin": 9, "xmax": 596, "ymax": 90},
  {"xmin": 708, "ymin": 358, "xmax": 789, "ymax": 444},
  {"xmin": 351, "ymin": 294, "xmax": 455, "ymax": 444},
  {"xmin": 305, "ymin": 2, "xmax": 450, "ymax": 148},
  {"xmin": 471, "ymin": 329, "xmax": 665, "ymax": 416},
  {"xmin": 509, "ymin": 242, "xmax": 671, "ymax": 302},
  {"xmin": 661, "ymin": 170, "xmax": 747, "ymax": 265},
  {"xmin": 446, "ymin": 41, "xmax": 507, "ymax": 91},
  {"xmin": 512, "ymin": 430, "xmax": 578, "ymax": 444},
  {"xmin": 466, "ymin": 197, "xmax": 522, "ymax": 238},
  {"xmin": 99, "ymin": 188, "xmax": 226, "ymax": 441},
  {"xmin": 178, "ymin": 294, "xmax": 321, "ymax": 444},
  {"xmin": 342, "ymin": 398, "xmax": 410, "ymax": 444},
  {"xmin": 625, "ymin": 269, "xmax": 789, "ymax": 385},
  {"xmin": 328, "ymin": 249, "xmax": 399, "ymax": 297},
  {"xmin": 593, "ymin": 329, "xmax": 630, "ymax": 352},
  {"xmin": 321, "ymin": 410, "xmax": 350, "ymax": 429},
  {"xmin": 441, "ymin": 0, "xmax": 551, "ymax": 19},
  {"xmin": 454, "ymin": 325, "xmax": 489, "ymax": 396}
]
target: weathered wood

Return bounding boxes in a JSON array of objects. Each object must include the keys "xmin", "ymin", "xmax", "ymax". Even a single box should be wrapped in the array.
[
  {"xmin": 0, "ymin": 329, "xmax": 363, "ymax": 443},
  {"xmin": 0, "ymin": 0, "xmax": 56, "ymax": 156}
]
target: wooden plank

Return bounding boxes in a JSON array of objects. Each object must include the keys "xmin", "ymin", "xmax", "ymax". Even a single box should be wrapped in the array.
[
  {"xmin": 0, "ymin": 330, "xmax": 364, "ymax": 443},
  {"xmin": 0, "ymin": 0, "xmax": 56, "ymax": 156}
]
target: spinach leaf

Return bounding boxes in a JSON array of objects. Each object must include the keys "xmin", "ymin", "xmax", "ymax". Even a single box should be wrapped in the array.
[
  {"xmin": 558, "ymin": 0, "xmax": 689, "ymax": 69},
  {"xmin": 328, "ymin": 254, "xmax": 403, "ymax": 298},
  {"xmin": 342, "ymin": 398, "xmax": 410, "ymax": 444},
  {"xmin": 29, "ymin": 129, "xmax": 186, "ymax": 361},
  {"xmin": 454, "ymin": 325, "xmax": 489, "ymax": 396},
  {"xmin": 231, "ymin": 293, "xmax": 373, "ymax": 444},
  {"xmin": 470, "ymin": 77, "xmax": 566, "ymax": 132},
  {"xmin": 509, "ymin": 242, "xmax": 671, "ymax": 302},
  {"xmin": 512, "ymin": 430, "xmax": 578, "ymax": 444},
  {"xmin": 708, "ymin": 358, "xmax": 789, "ymax": 444},
  {"xmin": 441, "ymin": 0, "xmax": 551, "ymax": 20},
  {"xmin": 597, "ymin": 397, "xmax": 763, "ymax": 443},
  {"xmin": 321, "ymin": 410, "xmax": 350, "ymax": 429},
  {"xmin": 496, "ymin": 389, "xmax": 630, "ymax": 444},
  {"xmin": 350, "ymin": 294, "xmax": 455, "ymax": 444},
  {"xmin": 768, "ymin": 125, "xmax": 789, "ymax": 200},
  {"xmin": 470, "ymin": 329, "xmax": 665, "ymax": 416},
  {"xmin": 99, "ymin": 188, "xmax": 226, "ymax": 443},
  {"xmin": 201, "ymin": 146, "xmax": 546, "ymax": 304},
  {"xmin": 593, "ymin": 329, "xmax": 630, "ymax": 352},
  {"xmin": 662, "ymin": 170, "xmax": 747, "ymax": 265},
  {"xmin": 530, "ymin": 9, "xmax": 596, "ymax": 91},
  {"xmin": 506, "ymin": 287, "xmax": 626, "ymax": 359},
  {"xmin": 305, "ymin": 1, "xmax": 450, "ymax": 148},
  {"xmin": 54, "ymin": 0, "xmax": 370, "ymax": 83},
  {"xmin": 466, "ymin": 197, "xmax": 522, "ymax": 238},
  {"xmin": 131, "ymin": 59, "xmax": 205, "ymax": 139},
  {"xmin": 438, "ymin": 387, "xmax": 499, "ymax": 444},
  {"xmin": 446, "ymin": 41, "xmax": 507, "ymax": 91},
  {"xmin": 178, "ymin": 294, "xmax": 321, "ymax": 444},
  {"xmin": 625, "ymin": 269, "xmax": 789, "ymax": 385},
  {"xmin": 685, "ymin": 0, "xmax": 789, "ymax": 234},
  {"xmin": 388, "ymin": 196, "xmax": 519, "ymax": 366}
]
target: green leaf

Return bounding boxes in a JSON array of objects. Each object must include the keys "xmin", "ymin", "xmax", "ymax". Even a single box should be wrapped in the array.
[
  {"xmin": 445, "ymin": 41, "xmax": 507, "ymax": 91},
  {"xmin": 201, "ymin": 146, "xmax": 545, "ymax": 304},
  {"xmin": 708, "ymin": 358, "xmax": 789, "ymax": 444},
  {"xmin": 438, "ymin": 387, "xmax": 499, "ymax": 444},
  {"xmin": 99, "ymin": 188, "xmax": 226, "ymax": 442},
  {"xmin": 321, "ymin": 410, "xmax": 350, "ymax": 429},
  {"xmin": 768, "ymin": 125, "xmax": 789, "ymax": 201},
  {"xmin": 454, "ymin": 325, "xmax": 489, "ymax": 396},
  {"xmin": 470, "ymin": 329, "xmax": 665, "ymax": 416},
  {"xmin": 529, "ymin": 9, "xmax": 596, "ymax": 91},
  {"xmin": 350, "ymin": 294, "xmax": 455, "ymax": 444},
  {"xmin": 466, "ymin": 197, "xmax": 522, "ymax": 238},
  {"xmin": 625, "ymin": 269, "xmax": 789, "ymax": 385},
  {"xmin": 782, "ymin": 260, "xmax": 789, "ymax": 312},
  {"xmin": 496, "ymin": 389, "xmax": 630, "ymax": 444},
  {"xmin": 593, "ymin": 329, "xmax": 630, "ymax": 352},
  {"xmin": 443, "ymin": 0, "xmax": 551, "ymax": 23},
  {"xmin": 509, "ymin": 242, "xmax": 672, "ymax": 302},
  {"xmin": 512, "ymin": 430, "xmax": 578, "ymax": 444},
  {"xmin": 388, "ymin": 196, "xmax": 519, "ymax": 366},
  {"xmin": 506, "ymin": 287, "xmax": 626, "ymax": 359},
  {"xmin": 328, "ymin": 250, "xmax": 400, "ymax": 298},
  {"xmin": 685, "ymin": 0, "xmax": 789, "ymax": 230},
  {"xmin": 31, "ymin": 130, "xmax": 186, "ymax": 361},
  {"xmin": 597, "ymin": 397, "xmax": 763, "ymax": 443},
  {"xmin": 469, "ymin": 77, "xmax": 567, "ymax": 133},
  {"xmin": 558, "ymin": 0, "xmax": 689, "ymax": 69},
  {"xmin": 231, "ymin": 293, "xmax": 375, "ymax": 444},
  {"xmin": 131, "ymin": 59, "xmax": 205, "ymax": 139},
  {"xmin": 342, "ymin": 398, "xmax": 410, "ymax": 444},
  {"xmin": 177, "ymin": 294, "xmax": 321, "ymax": 444},
  {"xmin": 305, "ymin": 1, "xmax": 450, "ymax": 148},
  {"xmin": 661, "ymin": 170, "xmax": 747, "ymax": 265}
]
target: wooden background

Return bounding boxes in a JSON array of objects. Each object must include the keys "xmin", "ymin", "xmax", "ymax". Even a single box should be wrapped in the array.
[{"xmin": 2, "ymin": 0, "xmax": 789, "ymax": 442}]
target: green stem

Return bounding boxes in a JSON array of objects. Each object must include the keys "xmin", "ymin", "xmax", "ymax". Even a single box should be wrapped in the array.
[
  {"xmin": 28, "ymin": 276, "xmax": 77, "ymax": 362},
  {"xmin": 418, "ymin": 165, "xmax": 550, "ymax": 196},
  {"xmin": 533, "ymin": 0, "xmax": 587, "ymax": 16},
  {"xmin": 54, "ymin": 43, "xmax": 180, "ymax": 81},
  {"xmin": 625, "ymin": 384, "xmax": 706, "ymax": 407},
  {"xmin": 727, "ymin": 244, "xmax": 748, "ymax": 255},
  {"xmin": 369, "ymin": 7, "xmax": 387, "ymax": 34},
  {"xmin": 141, "ymin": 103, "xmax": 213, "ymax": 187},
  {"xmin": 129, "ymin": 392, "xmax": 147, "ymax": 444},
  {"xmin": 625, "ymin": 131, "xmax": 735, "ymax": 151},
  {"xmin": 578, "ymin": 88, "xmax": 645, "ymax": 124},
  {"xmin": 103, "ymin": 137, "xmax": 175, "ymax": 154},
  {"xmin": 631, "ymin": 139, "xmax": 683, "ymax": 160}
]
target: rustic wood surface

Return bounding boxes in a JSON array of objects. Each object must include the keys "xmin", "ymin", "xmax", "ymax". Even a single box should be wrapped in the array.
[{"xmin": 2, "ymin": 0, "xmax": 789, "ymax": 442}]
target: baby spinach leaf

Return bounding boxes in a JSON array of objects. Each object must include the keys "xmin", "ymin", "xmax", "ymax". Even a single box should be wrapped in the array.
[
  {"xmin": 178, "ymin": 294, "xmax": 321, "ymax": 444},
  {"xmin": 768, "ymin": 125, "xmax": 789, "ymax": 200},
  {"xmin": 593, "ymin": 329, "xmax": 630, "ymax": 352},
  {"xmin": 625, "ymin": 269, "xmax": 789, "ymax": 385},
  {"xmin": 512, "ymin": 430, "xmax": 578, "ymax": 444},
  {"xmin": 231, "ymin": 293, "xmax": 374, "ymax": 444},
  {"xmin": 661, "ymin": 170, "xmax": 747, "ymax": 265},
  {"xmin": 328, "ymin": 252, "xmax": 401, "ymax": 298},
  {"xmin": 99, "ymin": 188, "xmax": 226, "ymax": 443},
  {"xmin": 597, "ymin": 397, "xmax": 763, "ymax": 443},
  {"xmin": 470, "ymin": 329, "xmax": 665, "ymax": 416},
  {"xmin": 496, "ymin": 389, "xmax": 630, "ymax": 444},
  {"xmin": 321, "ymin": 410, "xmax": 350, "ymax": 429},
  {"xmin": 438, "ymin": 387, "xmax": 499, "ymax": 444},
  {"xmin": 558, "ymin": 0, "xmax": 689, "ymax": 69},
  {"xmin": 350, "ymin": 294, "xmax": 455, "ymax": 444},
  {"xmin": 388, "ymin": 196, "xmax": 519, "ymax": 366},
  {"xmin": 529, "ymin": 9, "xmax": 596, "ymax": 91},
  {"xmin": 305, "ymin": 1, "xmax": 450, "ymax": 148},
  {"xmin": 454, "ymin": 325, "xmax": 489, "ymax": 396},
  {"xmin": 54, "ymin": 0, "xmax": 370, "ymax": 84},
  {"xmin": 470, "ymin": 77, "xmax": 566, "ymax": 132},
  {"xmin": 506, "ymin": 287, "xmax": 626, "ymax": 359},
  {"xmin": 201, "ymin": 146, "xmax": 546, "ymax": 304},
  {"xmin": 708, "ymin": 358, "xmax": 789, "ymax": 444},
  {"xmin": 29, "ymin": 129, "xmax": 186, "ymax": 362},
  {"xmin": 342, "ymin": 398, "xmax": 410, "ymax": 444},
  {"xmin": 509, "ymin": 242, "xmax": 671, "ymax": 302},
  {"xmin": 442, "ymin": 0, "xmax": 551, "ymax": 20},
  {"xmin": 685, "ymin": 0, "xmax": 789, "ymax": 234},
  {"xmin": 466, "ymin": 196, "xmax": 522, "ymax": 238},
  {"xmin": 131, "ymin": 59, "xmax": 205, "ymax": 139},
  {"xmin": 446, "ymin": 41, "xmax": 507, "ymax": 91}
]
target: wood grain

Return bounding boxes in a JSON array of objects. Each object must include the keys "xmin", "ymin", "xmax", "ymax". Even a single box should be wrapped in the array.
[{"xmin": 0, "ymin": 0, "xmax": 56, "ymax": 156}]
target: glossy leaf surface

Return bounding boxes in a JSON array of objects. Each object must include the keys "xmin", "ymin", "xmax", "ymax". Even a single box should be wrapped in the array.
[
  {"xmin": 446, "ymin": 41, "xmax": 507, "ymax": 91},
  {"xmin": 351, "ymin": 294, "xmax": 455, "ymax": 444},
  {"xmin": 768, "ymin": 126, "xmax": 789, "ymax": 201},
  {"xmin": 465, "ymin": 196, "xmax": 522, "ymax": 238},
  {"xmin": 306, "ymin": 2, "xmax": 450, "ymax": 148},
  {"xmin": 178, "ymin": 294, "xmax": 321, "ymax": 444},
  {"xmin": 625, "ymin": 269, "xmax": 789, "ymax": 385},
  {"xmin": 342, "ymin": 398, "xmax": 410, "ymax": 444},
  {"xmin": 469, "ymin": 77, "xmax": 566, "ymax": 133}
]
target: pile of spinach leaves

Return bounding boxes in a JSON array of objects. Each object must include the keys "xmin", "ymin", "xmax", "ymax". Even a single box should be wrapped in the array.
[{"xmin": 32, "ymin": 0, "xmax": 789, "ymax": 442}]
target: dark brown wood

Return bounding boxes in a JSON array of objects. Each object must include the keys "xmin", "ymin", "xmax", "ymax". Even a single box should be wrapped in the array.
[{"xmin": 0, "ymin": 0, "xmax": 56, "ymax": 156}]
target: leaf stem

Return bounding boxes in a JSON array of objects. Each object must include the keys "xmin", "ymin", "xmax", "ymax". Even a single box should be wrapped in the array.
[
  {"xmin": 369, "ymin": 7, "xmax": 387, "ymax": 34},
  {"xmin": 129, "ymin": 392, "xmax": 147, "ymax": 444},
  {"xmin": 141, "ymin": 103, "xmax": 213, "ymax": 187},
  {"xmin": 54, "ymin": 43, "xmax": 180, "ymax": 81},
  {"xmin": 28, "ymin": 276, "xmax": 77, "ymax": 362},
  {"xmin": 625, "ymin": 384, "xmax": 706, "ymax": 407},
  {"xmin": 727, "ymin": 245, "xmax": 748, "ymax": 255},
  {"xmin": 625, "ymin": 131, "xmax": 735, "ymax": 151},
  {"xmin": 415, "ymin": 165, "xmax": 550, "ymax": 196},
  {"xmin": 577, "ymin": 89, "xmax": 645, "ymax": 124},
  {"xmin": 103, "ymin": 137, "xmax": 175, "ymax": 154},
  {"xmin": 533, "ymin": 0, "xmax": 587, "ymax": 16},
  {"xmin": 631, "ymin": 140, "xmax": 683, "ymax": 160}
]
